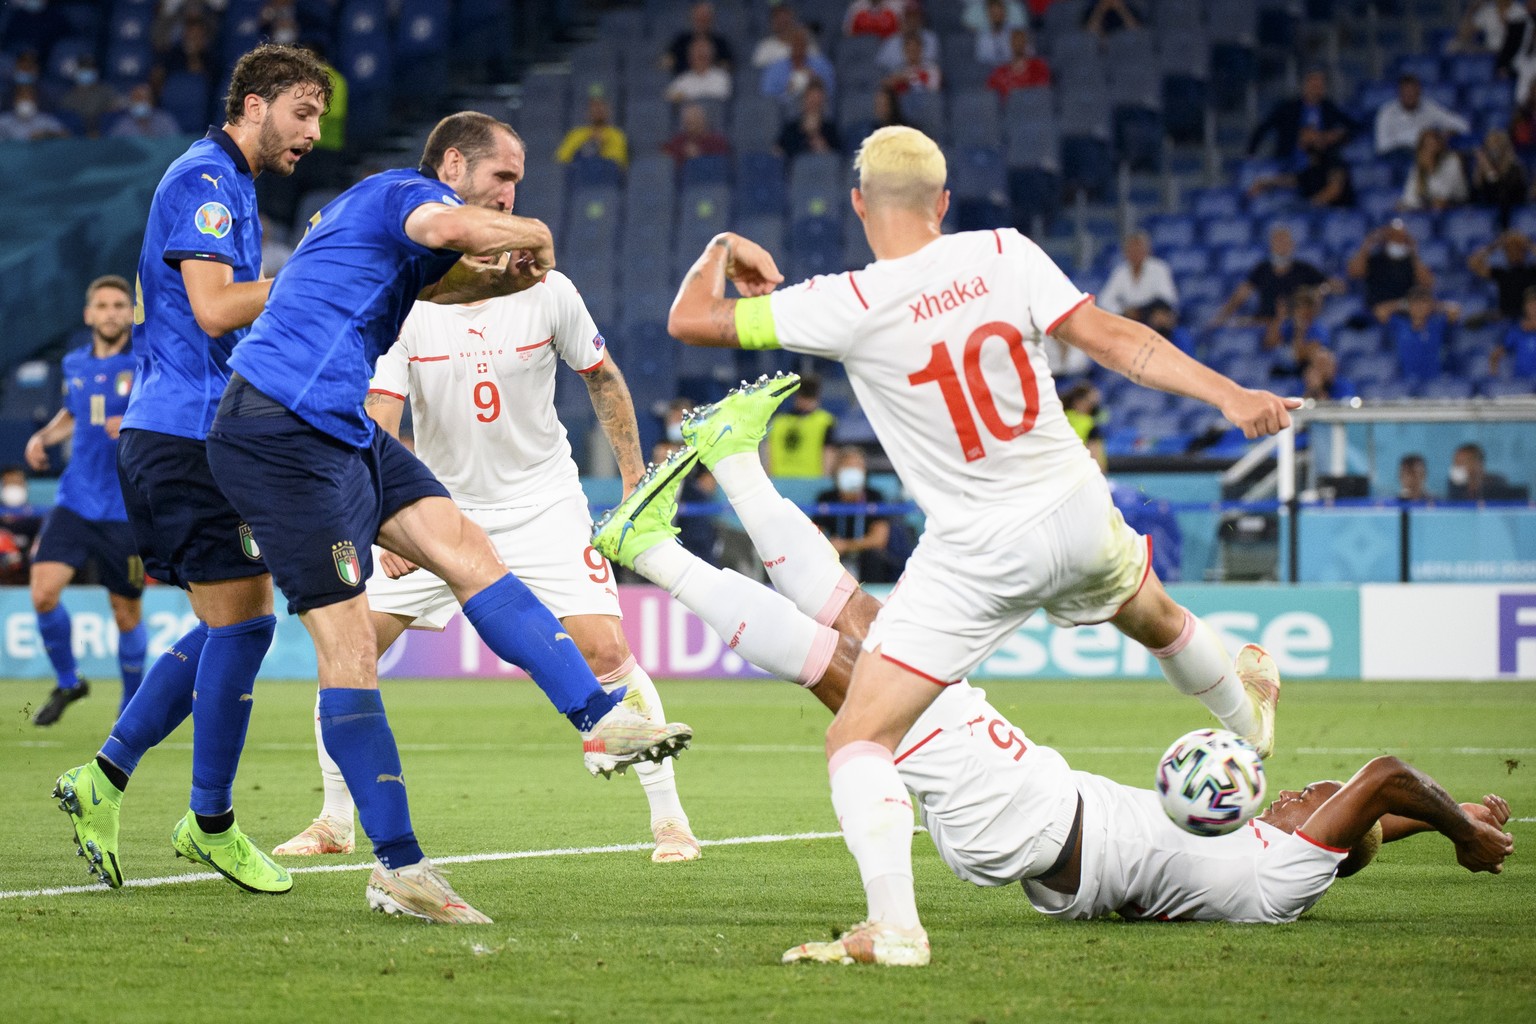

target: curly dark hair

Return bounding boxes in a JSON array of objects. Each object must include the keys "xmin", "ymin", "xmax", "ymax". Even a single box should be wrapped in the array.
[
  {"xmin": 224, "ymin": 43, "xmax": 333, "ymax": 124},
  {"xmin": 420, "ymin": 111, "xmax": 523, "ymax": 173}
]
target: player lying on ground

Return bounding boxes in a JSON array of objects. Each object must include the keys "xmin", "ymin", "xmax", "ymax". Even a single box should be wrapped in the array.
[
  {"xmin": 665, "ymin": 125, "xmax": 1303, "ymax": 964},
  {"xmin": 590, "ymin": 382, "xmax": 1512, "ymax": 964},
  {"xmin": 25, "ymin": 276, "xmax": 146, "ymax": 726},
  {"xmin": 272, "ymin": 277, "xmax": 700, "ymax": 864}
]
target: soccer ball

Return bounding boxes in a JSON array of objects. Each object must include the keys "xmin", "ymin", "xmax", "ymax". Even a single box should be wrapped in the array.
[{"xmin": 1155, "ymin": 728, "xmax": 1266, "ymax": 837}]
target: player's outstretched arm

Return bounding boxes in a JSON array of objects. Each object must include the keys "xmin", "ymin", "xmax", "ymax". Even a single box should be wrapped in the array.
[
  {"xmin": 24, "ymin": 407, "xmax": 75, "ymax": 471},
  {"xmin": 1380, "ymin": 794, "xmax": 1511, "ymax": 842},
  {"xmin": 1054, "ymin": 302, "xmax": 1301, "ymax": 438},
  {"xmin": 181, "ymin": 259, "xmax": 274, "ymax": 337},
  {"xmin": 580, "ymin": 353, "xmax": 645, "ymax": 495},
  {"xmin": 405, "ymin": 203, "xmax": 554, "ymax": 266},
  {"xmin": 669, "ymin": 232, "xmax": 785, "ymax": 348},
  {"xmin": 1300, "ymin": 756, "xmax": 1514, "ymax": 874},
  {"xmin": 420, "ymin": 251, "xmax": 549, "ymax": 305}
]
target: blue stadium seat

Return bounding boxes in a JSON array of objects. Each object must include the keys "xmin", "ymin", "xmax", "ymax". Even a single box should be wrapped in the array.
[
  {"xmin": 680, "ymin": 154, "xmax": 730, "ymax": 188},
  {"xmin": 1203, "ymin": 218, "xmax": 1253, "ymax": 248},
  {"xmin": 675, "ymin": 183, "xmax": 732, "ymax": 255},
  {"xmin": 1463, "ymin": 81, "xmax": 1513, "ymax": 117},
  {"xmin": 950, "ymin": 89, "xmax": 1001, "ymax": 150},
  {"xmin": 1216, "ymin": 245, "xmax": 1266, "ymax": 276},
  {"xmin": 105, "ymin": 41, "xmax": 153, "ymax": 88},
  {"xmin": 1394, "ymin": 53, "xmax": 1441, "ymax": 83},
  {"xmin": 736, "ymin": 212, "xmax": 785, "ymax": 259},
  {"xmin": 394, "ymin": 0, "xmax": 450, "ymax": 104},
  {"xmin": 788, "ymin": 216, "xmax": 845, "ymax": 281},
  {"xmin": 953, "ymin": 146, "xmax": 1009, "ymax": 230},
  {"xmin": 735, "ymin": 151, "xmax": 786, "ymax": 217},
  {"xmin": 1162, "ymin": 75, "xmax": 1209, "ymax": 144},
  {"xmin": 1180, "ymin": 276, "xmax": 1226, "ymax": 305},
  {"xmin": 1397, "ymin": 211, "xmax": 1437, "ymax": 245},
  {"xmin": 1209, "ymin": 42, "xmax": 1255, "ymax": 111},
  {"xmin": 1114, "ymin": 107, "xmax": 1164, "ymax": 171},
  {"xmin": 1349, "ymin": 353, "xmax": 1399, "ymax": 385},
  {"xmin": 567, "ymin": 156, "xmax": 624, "ymax": 189},
  {"xmin": 1058, "ymin": 86, "xmax": 1113, "ymax": 139},
  {"xmin": 902, "ymin": 90, "xmax": 946, "ymax": 142},
  {"xmin": 733, "ymin": 92, "xmax": 782, "ymax": 154},
  {"xmin": 788, "ymin": 152, "xmax": 844, "ymax": 221},
  {"xmin": 1511, "ymin": 207, "xmax": 1536, "ymax": 237},
  {"xmin": 110, "ymin": 5, "xmax": 153, "ymax": 46},
  {"xmin": 1357, "ymin": 188, "xmax": 1398, "ymax": 222},
  {"xmin": 1049, "ymin": 33, "xmax": 1106, "ymax": 90},
  {"xmin": 1002, "ymin": 88, "xmax": 1060, "ymax": 170},
  {"xmin": 337, "ymin": 33, "xmax": 393, "ymax": 142},
  {"xmin": 44, "ymin": 37, "xmax": 95, "ymax": 82},
  {"xmin": 1319, "ymin": 208, "xmax": 1369, "ymax": 253},
  {"xmin": 1106, "ymin": 31, "xmax": 1161, "ymax": 110},
  {"xmin": 565, "ymin": 184, "xmax": 622, "ymax": 253},
  {"xmin": 340, "ymin": 0, "xmax": 389, "ymax": 37},
  {"xmin": 1444, "ymin": 52, "xmax": 1495, "ymax": 86},
  {"xmin": 1165, "ymin": 247, "xmax": 1209, "ymax": 277},
  {"xmin": 1481, "ymin": 377, "xmax": 1536, "ymax": 398},
  {"xmin": 1206, "ymin": 326, "xmax": 1265, "ymax": 364},
  {"xmin": 1007, "ymin": 167, "xmax": 1062, "ymax": 231},
  {"xmin": 624, "ymin": 97, "xmax": 674, "ymax": 153},
  {"xmin": 1350, "ymin": 160, "xmax": 1397, "ymax": 192},
  {"xmin": 1145, "ymin": 215, "xmax": 1197, "ymax": 249},
  {"xmin": 1190, "ymin": 188, "xmax": 1243, "ymax": 220},
  {"xmin": 1415, "ymin": 377, "xmax": 1475, "ymax": 400},
  {"xmin": 1061, "ymin": 135, "xmax": 1114, "ymax": 200},
  {"xmin": 160, "ymin": 72, "xmax": 211, "ymax": 134},
  {"xmin": 1333, "ymin": 327, "xmax": 1381, "ymax": 361}
]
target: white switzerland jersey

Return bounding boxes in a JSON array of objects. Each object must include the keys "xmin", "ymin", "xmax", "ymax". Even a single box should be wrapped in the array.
[
  {"xmin": 370, "ymin": 272, "xmax": 607, "ymax": 508},
  {"xmin": 767, "ymin": 228, "xmax": 1099, "ymax": 544}
]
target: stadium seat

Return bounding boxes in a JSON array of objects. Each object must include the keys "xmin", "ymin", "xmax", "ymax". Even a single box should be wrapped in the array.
[
  {"xmin": 567, "ymin": 156, "xmax": 624, "ymax": 189},
  {"xmin": 788, "ymin": 152, "xmax": 844, "ymax": 221},
  {"xmin": 1145, "ymin": 215, "xmax": 1197, "ymax": 250},
  {"xmin": 1210, "ymin": 43, "xmax": 1256, "ymax": 110},
  {"xmin": 1481, "ymin": 377, "xmax": 1536, "ymax": 398},
  {"xmin": 1002, "ymin": 88, "xmax": 1060, "ymax": 170},
  {"xmin": 160, "ymin": 72, "xmax": 211, "ymax": 135},
  {"xmin": 1114, "ymin": 107, "xmax": 1164, "ymax": 171},
  {"xmin": 1007, "ymin": 167, "xmax": 1062, "ymax": 232},
  {"xmin": 952, "ymin": 146, "xmax": 1009, "ymax": 230},
  {"xmin": 1319, "ymin": 208, "xmax": 1369, "ymax": 253},
  {"xmin": 105, "ymin": 41, "xmax": 153, "ymax": 88},
  {"xmin": 902, "ymin": 90, "xmax": 946, "ymax": 142},
  {"xmin": 1162, "ymin": 75, "xmax": 1209, "ymax": 144},
  {"xmin": 675, "ymin": 182, "xmax": 732, "ymax": 256},
  {"xmin": 1057, "ymin": 86, "xmax": 1113, "ymax": 140},
  {"xmin": 1414, "ymin": 377, "xmax": 1475, "ymax": 400},
  {"xmin": 1511, "ymin": 207, "xmax": 1536, "ymax": 237},
  {"xmin": 1061, "ymin": 135, "xmax": 1114, "ymax": 200},
  {"xmin": 1216, "ymin": 245, "xmax": 1266, "ymax": 276},
  {"xmin": 1444, "ymin": 52, "xmax": 1495, "ymax": 86},
  {"xmin": 680, "ymin": 154, "xmax": 730, "ymax": 188},
  {"xmin": 1203, "ymin": 218, "xmax": 1253, "ymax": 248},
  {"xmin": 1106, "ymin": 32, "xmax": 1161, "ymax": 110},
  {"xmin": 1165, "ymin": 247, "xmax": 1210, "ymax": 277},
  {"xmin": 735, "ymin": 151, "xmax": 786, "ymax": 217},
  {"xmin": 624, "ymin": 97, "xmax": 674, "ymax": 153},
  {"xmin": 949, "ymin": 89, "xmax": 1001, "ymax": 150},
  {"xmin": 1049, "ymin": 33, "xmax": 1106, "ymax": 91},
  {"xmin": 1190, "ymin": 188, "xmax": 1243, "ymax": 220}
]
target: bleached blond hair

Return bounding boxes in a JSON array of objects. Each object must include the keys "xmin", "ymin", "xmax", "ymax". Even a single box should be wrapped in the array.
[{"xmin": 854, "ymin": 126, "xmax": 947, "ymax": 211}]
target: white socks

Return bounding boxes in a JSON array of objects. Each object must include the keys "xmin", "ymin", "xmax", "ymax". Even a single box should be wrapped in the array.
[
  {"xmin": 313, "ymin": 693, "xmax": 356, "ymax": 826},
  {"xmin": 828, "ymin": 741, "xmax": 921, "ymax": 930},
  {"xmin": 710, "ymin": 453, "xmax": 856, "ymax": 624},
  {"xmin": 1152, "ymin": 608, "xmax": 1257, "ymax": 736},
  {"xmin": 600, "ymin": 658, "xmax": 688, "ymax": 826}
]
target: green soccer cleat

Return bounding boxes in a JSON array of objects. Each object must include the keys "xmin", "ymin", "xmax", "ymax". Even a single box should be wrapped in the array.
[
  {"xmin": 172, "ymin": 812, "xmax": 293, "ymax": 895},
  {"xmin": 53, "ymin": 760, "xmax": 123, "ymax": 888},
  {"xmin": 681, "ymin": 372, "xmax": 800, "ymax": 469},
  {"xmin": 590, "ymin": 446, "xmax": 700, "ymax": 570}
]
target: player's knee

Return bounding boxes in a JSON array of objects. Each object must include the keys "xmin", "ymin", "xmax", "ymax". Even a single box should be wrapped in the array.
[
  {"xmin": 112, "ymin": 604, "xmax": 142, "ymax": 633},
  {"xmin": 580, "ymin": 633, "xmax": 631, "ymax": 678},
  {"xmin": 30, "ymin": 582, "xmax": 60, "ymax": 613}
]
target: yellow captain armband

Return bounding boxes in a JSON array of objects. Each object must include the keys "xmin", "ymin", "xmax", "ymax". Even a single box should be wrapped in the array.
[{"xmin": 734, "ymin": 296, "xmax": 780, "ymax": 350}]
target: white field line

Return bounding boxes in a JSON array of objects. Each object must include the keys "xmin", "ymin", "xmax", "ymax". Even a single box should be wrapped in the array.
[{"xmin": 0, "ymin": 829, "xmax": 845, "ymax": 901}]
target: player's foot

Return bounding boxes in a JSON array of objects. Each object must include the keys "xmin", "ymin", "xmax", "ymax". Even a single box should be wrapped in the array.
[
  {"xmin": 681, "ymin": 372, "xmax": 800, "ymax": 468},
  {"xmin": 171, "ymin": 812, "xmax": 293, "ymax": 894},
  {"xmin": 367, "ymin": 858, "xmax": 492, "ymax": 924},
  {"xmin": 590, "ymin": 446, "xmax": 700, "ymax": 569},
  {"xmin": 53, "ymin": 760, "xmax": 123, "ymax": 888},
  {"xmin": 33, "ymin": 680, "xmax": 90, "ymax": 726},
  {"xmin": 272, "ymin": 816, "xmax": 355, "ymax": 856},
  {"xmin": 582, "ymin": 702, "xmax": 692, "ymax": 778},
  {"xmin": 782, "ymin": 921, "xmax": 931, "ymax": 967},
  {"xmin": 1236, "ymin": 643, "xmax": 1280, "ymax": 760},
  {"xmin": 651, "ymin": 817, "xmax": 702, "ymax": 863}
]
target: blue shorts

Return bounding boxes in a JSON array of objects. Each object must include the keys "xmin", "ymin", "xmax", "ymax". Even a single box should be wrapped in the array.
[
  {"xmin": 205, "ymin": 376, "xmax": 449, "ymax": 615},
  {"xmin": 117, "ymin": 428, "xmax": 269, "ymax": 589},
  {"xmin": 33, "ymin": 505, "xmax": 145, "ymax": 599}
]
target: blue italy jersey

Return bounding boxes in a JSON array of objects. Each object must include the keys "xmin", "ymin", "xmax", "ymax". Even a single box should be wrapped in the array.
[
  {"xmin": 229, "ymin": 167, "xmax": 464, "ymax": 447},
  {"xmin": 56, "ymin": 344, "xmax": 136, "ymax": 522},
  {"xmin": 122, "ymin": 128, "xmax": 262, "ymax": 440}
]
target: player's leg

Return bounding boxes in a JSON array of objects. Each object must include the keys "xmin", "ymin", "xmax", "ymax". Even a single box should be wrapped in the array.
[
  {"xmin": 107, "ymin": 593, "xmax": 147, "ymax": 715},
  {"xmin": 97, "ymin": 517, "xmax": 149, "ymax": 716},
  {"xmin": 29, "ymin": 556, "xmax": 87, "ymax": 724}
]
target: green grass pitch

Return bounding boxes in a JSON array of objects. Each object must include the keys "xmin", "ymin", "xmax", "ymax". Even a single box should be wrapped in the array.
[{"xmin": 2, "ymin": 677, "xmax": 1532, "ymax": 1023}]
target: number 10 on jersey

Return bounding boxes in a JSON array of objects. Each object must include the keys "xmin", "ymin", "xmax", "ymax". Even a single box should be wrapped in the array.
[{"xmin": 907, "ymin": 320, "xmax": 1040, "ymax": 462}]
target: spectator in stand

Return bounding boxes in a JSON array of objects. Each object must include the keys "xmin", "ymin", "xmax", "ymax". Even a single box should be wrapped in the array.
[
  {"xmin": 1375, "ymin": 74, "xmax": 1471, "ymax": 155},
  {"xmin": 849, "ymin": 84, "xmax": 907, "ymax": 141},
  {"xmin": 1470, "ymin": 231, "xmax": 1536, "ymax": 321},
  {"xmin": 777, "ymin": 79, "xmax": 842, "ymax": 159},
  {"xmin": 1350, "ymin": 218, "xmax": 1436, "ymax": 322},
  {"xmin": 963, "ymin": 0, "xmax": 1028, "ymax": 33},
  {"xmin": 974, "ymin": 0, "xmax": 1015, "ymax": 66},
  {"xmin": 1266, "ymin": 288, "xmax": 1332, "ymax": 378},
  {"xmin": 1492, "ymin": 285, "xmax": 1536, "ymax": 375},
  {"xmin": 1500, "ymin": 0, "xmax": 1536, "ymax": 97},
  {"xmin": 1512, "ymin": 79, "xmax": 1536, "ymax": 153},
  {"xmin": 0, "ymin": 85, "xmax": 68, "ymax": 141},
  {"xmin": 1447, "ymin": 442, "xmax": 1526, "ymax": 500},
  {"xmin": 813, "ymin": 447, "xmax": 901, "ymax": 584},
  {"xmin": 1099, "ymin": 231, "xmax": 1177, "ymax": 320},
  {"xmin": 1212, "ymin": 226, "xmax": 1334, "ymax": 326},
  {"xmin": 767, "ymin": 373, "xmax": 837, "ymax": 478},
  {"xmin": 987, "ymin": 27, "xmax": 1051, "ymax": 97},
  {"xmin": 1387, "ymin": 286, "xmax": 1460, "ymax": 380},
  {"xmin": 1248, "ymin": 68, "xmax": 1357, "ymax": 162},
  {"xmin": 555, "ymin": 94, "xmax": 630, "ymax": 168},
  {"xmin": 876, "ymin": 6, "xmax": 939, "ymax": 72},
  {"xmin": 1398, "ymin": 453, "xmax": 1433, "ymax": 502},
  {"xmin": 0, "ymin": 464, "xmax": 40, "ymax": 584},
  {"xmin": 762, "ymin": 25, "xmax": 837, "ymax": 105},
  {"xmin": 1470, "ymin": 128, "xmax": 1529, "ymax": 222},
  {"xmin": 1400, "ymin": 128, "xmax": 1470, "ymax": 210},
  {"xmin": 844, "ymin": 0, "xmax": 905, "ymax": 39},
  {"xmin": 1247, "ymin": 133, "xmax": 1357, "ymax": 207},
  {"xmin": 667, "ymin": 37, "xmax": 732, "ymax": 105},
  {"xmin": 663, "ymin": 2, "xmax": 734, "ymax": 74},
  {"xmin": 754, "ymin": 5, "xmax": 819, "ymax": 69},
  {"xmin": 159, "ymin": 13, "xmax": 214, "ymax": 78},
  {"xmin": 1451, "ymin": 0, "xmax": 1529, "ymax": 58},
  {"xmin": 108, "ymin": 82, "xmax": 180, "ymax": 138},
  {"xmin": 664, "ymin": 101, "xmax": 732, "ymax": 166},
  {"xmin": 1060, "ymin": 381, "xmax": 1107, "ymax": 470},
  {"xmin": 882, "ymin": 31, "xmax": 943, "ymax": 95},
  {"xmin": 1084, "ymin": 0, "xmax": 1144, "ymax": 38},
  {"xmin": 1300, "ymin": 346, "xmax": 1353, "ymax": 400},
  {"xmin": 11, "ymin": 50, "xmax": 42, "ymax": 90},
  {"xmin": 58, "ymin": 58, "xmax": 119, "ymax": 138}
]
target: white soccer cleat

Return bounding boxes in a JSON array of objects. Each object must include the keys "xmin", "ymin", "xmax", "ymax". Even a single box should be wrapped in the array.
[
  {"xmin": 1235, "ymin": 643, "xmax": 1281, "ymax": 760},
  {"xmin": 272, "ymin": 817, "xmax": 355, "ymax": 856},
  {"xmin": 581, "ymin": 703, "xmax": 691, "ymax": 778},
  {"xmin": 366, "ymin": 858, "xmax": 492, "ymax": 924},
  {"xmin": 782, "ymin": 920, "xmax": 931, "ymax": 967},
  {"xmin": 650, "ymin": 817, "xmax": 702, "ymax": 863}
]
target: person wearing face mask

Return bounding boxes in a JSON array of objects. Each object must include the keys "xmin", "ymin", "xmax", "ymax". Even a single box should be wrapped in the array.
[
  {"xmin": 0, "ymin": 83, "xmax": 68, "ymax": 140},
  {"xmin": 1060, "ymin": 381, "xmax": 1107, "ymax": 471},
  {"xmin": 1446, "ymin": 442, "xmax": 1527, "ymax": 501},
  {"xmin": 813, "ymin": 446, "xmax": 902, "ymax": 583},
  {"xmin": 1349, "ymin": 219, "xmax": 1436, "ymax": 323},
  {"xmin": 0, "ymin": 465, "xmax": 44, "ymax": 580},
  {"xmin": 59, "ymin": 58, "xmax": 120, "ymax": 138},
  {"xmin": 767, "ymin": 372, "xmax": 838, "ymax": 477},
  {"xmin": 1211, "ymin": 226, "xmax": 1333, "ymax": 328},
  {"xmin": 109, "ymin": 82, "xmax": 180, "ymax": 138}
]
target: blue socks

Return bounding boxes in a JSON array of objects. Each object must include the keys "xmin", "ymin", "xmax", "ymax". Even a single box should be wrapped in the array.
[
  {"xmin": 117, "ymin": 622, "xmax": 147, "ymax": 715},
  {"xmin": 188, "ymin": 615, "xmax": 275, "ymax": 817},
  {"xmin": 462, "ymin": 573, "xmax": 621, "ymax": 731},
  {"xmin": 37, "ymin": 605, "xmax": 79, "ymax": 688},
  {"xmin": 100, "ymin": 622, "xmax": 209, "ymax": 783},
  {"xmin": 317, "ymin": 687, "xmax": 422, "ymax": 870}
]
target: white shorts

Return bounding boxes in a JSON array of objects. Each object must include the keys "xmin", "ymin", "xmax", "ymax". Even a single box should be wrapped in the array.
[
  {"xmin": 866, "ymin": 475, "xmax": 1151, "ymax": 683},
  {"xmin": 367, "ymin": 491, "xmax": 621, "ymax": 630},
  {"xmin": 894, "ymin": 682, "xmax": 1080, "ymax": 888}
]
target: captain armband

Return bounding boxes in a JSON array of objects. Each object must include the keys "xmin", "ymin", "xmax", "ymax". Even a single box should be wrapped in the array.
[{"xmin": 734, "ymin": 296, "xmax": 781, "ymax": 350}]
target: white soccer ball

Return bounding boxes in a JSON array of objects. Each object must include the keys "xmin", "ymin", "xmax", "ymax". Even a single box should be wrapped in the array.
[{"xmin": 1155, "ymin": 728, "xmax": 1266, "ymax": 837}]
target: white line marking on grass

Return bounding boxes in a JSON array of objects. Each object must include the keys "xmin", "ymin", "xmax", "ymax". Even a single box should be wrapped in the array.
[
  {"xmin": 0, "ymin": 830, "xmax": 844, "ymax": 901},
  {"xmin": 1295, "ymin": 747, "xmax": 1536, "ymax": 756}
]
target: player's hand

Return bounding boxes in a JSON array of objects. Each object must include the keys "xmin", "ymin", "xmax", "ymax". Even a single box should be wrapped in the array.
[
  {"xmin": 1463, "ymin": 794, "xmax": 1511, "ymax": 829},
  {"xmin": 379, "ymin": 550, "xmax": 418, "ymax": 579},
  {"xmin": 1219, "ymin": 388, "xmax": 1303, "ymax": 439},
  {"xmin": 104, "ymin": 416, "xmax": 123, "ymax": 440},
  {"xmin": 722, "ymin": 233, "xmax": 784, "ymax": 297},
  {"xmin": 23, "ymin": 435, "xmax": 48, "ymax": 471},
  {"xmin": 1453, "ymin": 817, "xmax": 1514, "ymax": 874}
]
